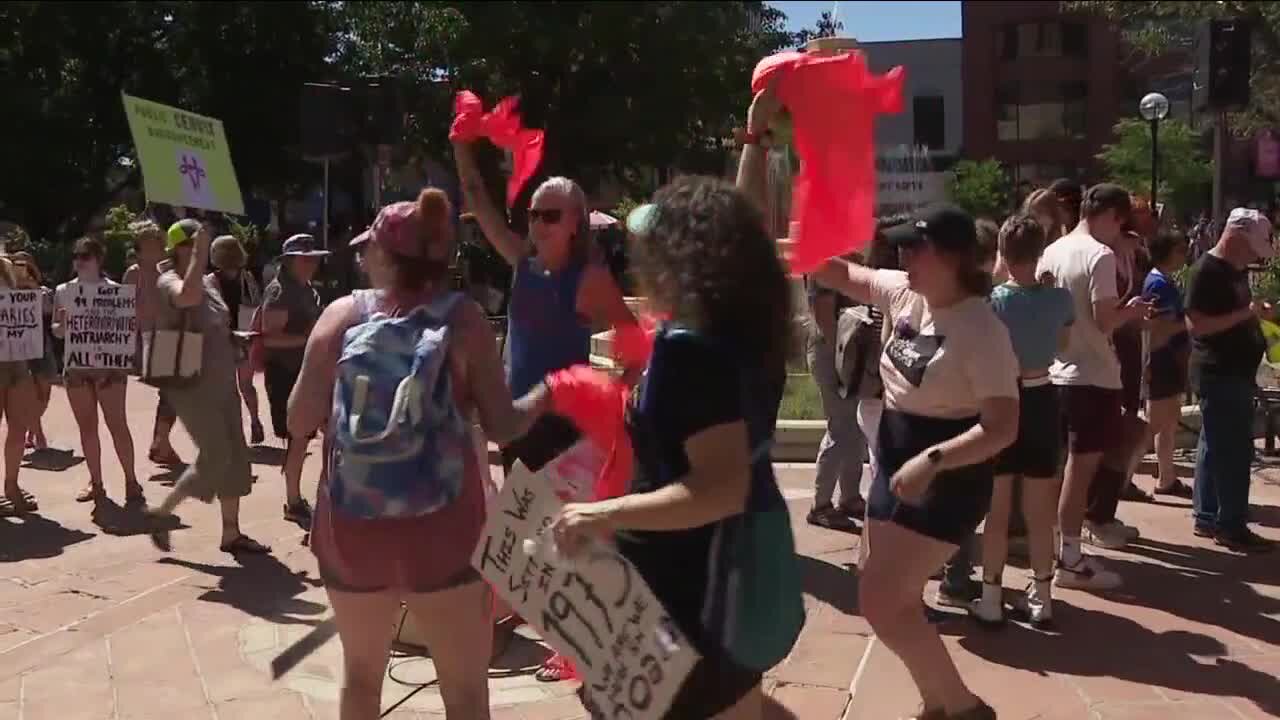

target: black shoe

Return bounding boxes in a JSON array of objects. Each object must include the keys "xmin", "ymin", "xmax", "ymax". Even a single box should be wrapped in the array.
[
  {"xmin": 807, "ymin": 504, "xmax": 857, "ymax": 532},
  {"xmin": 284, "ymin": 499, "xmax": 313, "ymax": 531},
  {"xmin": 1193, "ymin": 524, "xmax": 1216, "ymax": 538},
  {"xmin": 250, "ymin": 420, "xmax": 265, "ymax": 446},
  {"xmin": 1214, "ymin": 527, "xmax": 1275, "ymax": 554},
  {"xmin": 936, "ymin": 576, "xmax": 981, "ymax": 608}
]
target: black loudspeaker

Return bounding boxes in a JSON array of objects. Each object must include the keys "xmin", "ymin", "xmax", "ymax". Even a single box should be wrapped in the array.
[
  {"xmin": 1194, "ymin": 19, "xmax": 1252, "ymax": 111},
  {"xmin": 359, "ymin": 79, "xmax": 404, "ymax": 145},
  {"xmin": 300, "ymin": 83, "xmax": 356, "ymax": 158}
]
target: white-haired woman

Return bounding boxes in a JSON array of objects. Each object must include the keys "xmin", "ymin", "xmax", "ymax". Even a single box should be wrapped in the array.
[{"xmin": 452, "ymin": 143, "xmax": 638, "ymax": 680}]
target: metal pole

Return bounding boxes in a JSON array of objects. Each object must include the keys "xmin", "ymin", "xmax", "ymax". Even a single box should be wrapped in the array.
[
  {"xmin": 1150, "ymin": 118, "xmax": 1159, "ymax": 211},
  {"xmin": 1212, "ymin": 110, "xmax": 1227, "ymax": 231},
  {"xmin": 322, "ymin": 157, "xmax": 330, "ymax": 249}
]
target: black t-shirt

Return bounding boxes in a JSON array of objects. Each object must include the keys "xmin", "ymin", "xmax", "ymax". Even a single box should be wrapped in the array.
[
  {"xmin": 614, "ymin": 326, "xmax": 784, "ymax": 654},
  {"xmin": 1185, "ymin": 253, "xmax": 1265, "ymax": 383},
  {"xmin": 215, "ymin": 272, "xmax": 244, "ymax": 330}
]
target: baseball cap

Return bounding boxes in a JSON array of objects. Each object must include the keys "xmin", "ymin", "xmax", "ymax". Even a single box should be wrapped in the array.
[
  {"xmin": 1081, "ymin": 183, "xmax": 1133, "ymax": 219},
  {"xmin": 281, "ymin": 233, "xmax": 330, "ymax": 258},
  {"xmin": 626, "ymin": 203, "xmax": 657, "ymax": 236},
  {"xmin": 166, "ymin": 219, "xmax": 202, "ymax": 251},
  {"xmin": 883, "ymin": 203, "xmax": 978, "ymax": 253},
  {"xmin": 1225, "ymin": 207, "xmax": 1275, "ymax": 260},
  {"xmin": 368, "ymin": 201, "xmax": 425, "ymax": 257},
  {"xmin": 348, "ymin": 228, "xmax": 371, "ymax": 249}
]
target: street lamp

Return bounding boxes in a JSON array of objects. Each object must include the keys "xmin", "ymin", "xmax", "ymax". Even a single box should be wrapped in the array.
[{"xmin": 1139, "ymin": 92, "xmax": 1171, "ymax": 212}]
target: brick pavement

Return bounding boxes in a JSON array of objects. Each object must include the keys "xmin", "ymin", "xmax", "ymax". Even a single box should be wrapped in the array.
[{"xmin": 2, "ymin": 379, "xmax": 1279, "ymax": 719}]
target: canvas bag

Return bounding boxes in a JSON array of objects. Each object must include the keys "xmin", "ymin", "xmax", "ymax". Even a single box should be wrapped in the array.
[{"xmin": 140, "ymin": 309, "xmax": 203, "ymax": 388}]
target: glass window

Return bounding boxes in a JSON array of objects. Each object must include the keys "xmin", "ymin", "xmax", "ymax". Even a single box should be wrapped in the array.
[
  {"xmin": 995, "ymin": 83, "xmax": 1088, "ymax": 141},
  {"xmin": 999, "ymin": 22, "xmax": 1084, "ymax": 60},
  {"xmin": 913, "ymin": 96, "xmax": 946, "ymax": 150},
  {"xmin": 1062, "ymin": 22, "xmax": 1087, "ymax": 57}
]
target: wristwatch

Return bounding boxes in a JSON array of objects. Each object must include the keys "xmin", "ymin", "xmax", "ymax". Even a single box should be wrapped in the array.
[{"xmin": 926, "ymin": 447, "xmax": 944, "ymax": 465}]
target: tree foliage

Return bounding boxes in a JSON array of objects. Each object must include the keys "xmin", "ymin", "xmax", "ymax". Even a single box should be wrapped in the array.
[
  {"xmin": 1067, "ymin": 1, "xmax": 1280, "ymax": 132},
  {"xmin": 1096, "ymin": 117, "xmax": 1211, "ymax": 216},
  {"xmin": 947, "ymin": 159, "xmax": 1011, "ymax": 220}
]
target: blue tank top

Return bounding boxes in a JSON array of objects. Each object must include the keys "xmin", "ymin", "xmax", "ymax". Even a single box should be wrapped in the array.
[
  {"xmin": 506, "ymin": 255, "xmax": 593, "ymax": 397},
  {"xmin": 989, "ymin": 282, "xmax": 1076, "ymax": 372}
]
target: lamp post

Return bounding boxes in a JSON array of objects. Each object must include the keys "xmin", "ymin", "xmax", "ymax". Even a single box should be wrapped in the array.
[{"xmin": 1139, "ymin": 92, "xmax": 1170, "ymax": 213}]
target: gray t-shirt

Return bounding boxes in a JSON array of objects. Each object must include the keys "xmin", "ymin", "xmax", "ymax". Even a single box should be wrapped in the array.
[
  {"xmin": 262, "ymin": 271, "xmax": 321, "ymax": 369},
  {"xmin": 155, "ymin": 260, "xmax": 238, "ymax": 383}
]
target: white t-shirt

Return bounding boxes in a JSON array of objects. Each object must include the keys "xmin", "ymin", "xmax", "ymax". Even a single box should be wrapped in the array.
[
  {"xmin": 869, "ymin": 270, "xmax": 1019, "ymax": 420},
  {"xmin": 1036, "ymin": 231, "xmax": 1121, "ymax": 389},
  {"xmin": 55, "ymin": 277, "xmax": 119, "ymax": 316}
]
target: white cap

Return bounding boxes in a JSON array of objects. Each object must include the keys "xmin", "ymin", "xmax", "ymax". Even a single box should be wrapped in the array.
[{"xmin": 1225, "ymin": 208, "xmax": 1275, "ymax": 260}]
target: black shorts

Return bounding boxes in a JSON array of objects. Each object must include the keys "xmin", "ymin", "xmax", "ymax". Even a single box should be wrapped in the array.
[
  {"xmin": 995, "ymin": 381, "xmax": 1061, "ymax": 478},
  {"xmin": 1148, "ymin": 346, "xmax": 1189, "ymax": 401},
  {"xmin": 1060, "ymin": 385, "xmax": 1122, "ymax": 455},
  {"xmin": 867, "ymin": 408, "xmax": 994, "ymax": 546},
  {"xmin": 264, "ymin": 358, "xmax": 299, "ymax": 439},
  {"xmin": 580, "ymin": 651, "xmax": 760, "ymax": 719},
  {"xmin": 500, "ymin": 413, "xmax": 580, "ymax": 473}
]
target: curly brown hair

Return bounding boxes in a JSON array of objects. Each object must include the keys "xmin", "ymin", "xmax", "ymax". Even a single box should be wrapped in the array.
[{"xmin": 631, "ymin": 176, "xmax": 793, "ymax": 374}]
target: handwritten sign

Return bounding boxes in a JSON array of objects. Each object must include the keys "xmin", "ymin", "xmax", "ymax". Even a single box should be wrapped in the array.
[
  {"xmin": 64, "ymin": 284, "xmax": 137, "ymax": 371},
  {"xmin": 0, "ymin": 290, "xmax": 43, "ymax": 361},
  {"xmin": 121, "ymin": 93, "xmax": 245, "ymax": 214},
  {"xmin": 474, "ymin": 459, "xmax": 699, "ymax": 719}
]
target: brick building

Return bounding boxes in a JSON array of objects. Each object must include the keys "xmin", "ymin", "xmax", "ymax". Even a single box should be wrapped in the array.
[{"xmin": 961, "ymin": 0, "xmax": 1192, "ymax": 192}]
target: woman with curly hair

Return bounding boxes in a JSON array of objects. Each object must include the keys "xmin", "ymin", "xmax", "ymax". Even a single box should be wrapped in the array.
[
  {"xmin": 552, "ymin": 88, "xmax": 796, "ymax": 719},
  {"xmin": 7, "ymin": 253, "xmax": 55, "ymax": 450},
  {"xmin": 0, "ymin": 256, "xmax": 40, "ymax": 515}
]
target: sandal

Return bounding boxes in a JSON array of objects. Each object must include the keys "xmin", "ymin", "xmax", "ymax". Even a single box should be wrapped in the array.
[
  {"xmin": 535, "ymin": 653, "xmax": 578, "ymax": 682},
  {"xmin": 0, "ymin": 492, "xmax": 37, "ymax": 516},
  {"xmin": 76, "ymin": 485, "xmax": 106, "ymax": 503},
  {"xmin": 1156, "ymin": 480, "xmax": 1194, "ymax": 499},
  {"xmin": 148, "ymin": 448, "xmax": 184, "ymax": 466},
  {"xmin": 219, "ymin": 534, "xmax": 272, "ymax": 554}
]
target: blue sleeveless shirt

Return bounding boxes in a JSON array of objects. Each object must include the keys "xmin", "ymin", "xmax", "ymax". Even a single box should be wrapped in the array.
[{"xmin": 506, "ymin": 255, "xmax": 593, "ymax": 397}]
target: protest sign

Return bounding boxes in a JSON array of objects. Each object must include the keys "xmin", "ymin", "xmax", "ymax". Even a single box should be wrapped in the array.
[
  {"xmin": 0, "ymin": 290, "xmax": 43, "ymax": 362},
  {"xmin": 64, "ymin": 284, "xmax": 137, "ymax": 371},
  {"xmin": 121, "ymin": 93, "xmax": 245, "ymax": 215},
  {"xmin": 474, "ymin": 460, "xmax": 699, "ymax": 719}
]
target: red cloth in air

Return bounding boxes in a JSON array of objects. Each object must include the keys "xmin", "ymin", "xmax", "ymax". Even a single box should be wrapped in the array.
[
  {"xmin": 449, "ymin": 91, "xmax": 545, "ymax": 208},
  {"xmin": 752, "ymin": 51, "xmax": 905, "ymax": 272}
]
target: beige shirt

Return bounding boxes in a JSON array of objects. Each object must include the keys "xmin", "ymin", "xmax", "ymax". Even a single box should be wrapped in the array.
[
  {"xmin": 1037, "ymin": 231, "xmax": 1122, "ymax": 389},
  {"xmin": 869, "ymin": 270, "xmax": 1019, "ymax": 419}
]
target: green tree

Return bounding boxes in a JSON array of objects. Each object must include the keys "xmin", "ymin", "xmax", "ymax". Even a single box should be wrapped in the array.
[
  {"xmin": 947, "ymin": 159, "xmax": 1011, "ymax": 219},
  {"xmin": 1067, "ymin": 1, "xmax": 1280, "ymax": 132},
  {"xmin": 1096, "ymin": 117, "xmax": 1211, "ymax": 216}
]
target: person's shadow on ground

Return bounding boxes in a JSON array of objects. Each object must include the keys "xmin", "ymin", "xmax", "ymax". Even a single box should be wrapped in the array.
[
  {"xmin": 797, "ymin": 554, "xmax": 860, "ymax": 616},
  {"xmin": 248, "ymin": 446, "xmax": 287, "ymax": 466},
  {"xmin": 22, "ymin": 447, "xmax": 83, "ymax": 472},
  {"xmin": 158, "ymin": 553, "xmax": 326, "ymax": 625},
  {"xmin": 90, "ymin": 499, "xmax": 185, "ymax": 538},
  {"xmin": 0, "ymin": 513, "xmax": 95, "ymax": 562},
  {"xmin": 955, "ymin": 599, "xmax": 1280, "ymax": 718}
]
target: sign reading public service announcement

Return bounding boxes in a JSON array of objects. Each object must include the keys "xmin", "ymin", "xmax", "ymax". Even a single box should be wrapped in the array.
[
  {"xmin": 64, "ymin": 284, "xmax": 137, "ymax": 371},
  {"xmin": 474, "ymin": 454, "xmax": 700, "ymax": 719},
  {"xmin": 121, "ymin": 93, "xmax": 245, "ymax": 215},
  {"xmin": 0, "ymin": 290, "xmax": 44, "ymax": 362}
]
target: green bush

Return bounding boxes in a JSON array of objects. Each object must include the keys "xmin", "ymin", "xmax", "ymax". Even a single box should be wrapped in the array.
[{"xmin": 779, "ymin": 373, "xmax": 824, "ymax": 420}]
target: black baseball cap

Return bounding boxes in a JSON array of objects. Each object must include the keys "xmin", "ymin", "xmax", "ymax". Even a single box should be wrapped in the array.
[
  {"xmin": 883, "ymin": 203, "xmax": 978, "ymax": 253},
  {"xmin": 1081, "ymin": 183, "xmax": 1132, "ymax": 219}
]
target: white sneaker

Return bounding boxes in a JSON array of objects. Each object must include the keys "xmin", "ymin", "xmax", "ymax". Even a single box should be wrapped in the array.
[
  {"xmin": 1055, "ymin": 555, "xmax": 1122, "ymax": 591},
  {"xmin": 1083, "ymin": 521, "xmax": 1131, "ymax": 550},
  {"xmin": 1024, "ymin": 579, "xmax": 1053, "ymax": 628},
  {"xmin": 968, "ymin": 582, "xmax": 1005, "ymax": 627}
]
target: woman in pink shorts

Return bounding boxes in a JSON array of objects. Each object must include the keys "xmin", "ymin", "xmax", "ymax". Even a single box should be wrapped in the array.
[{"xmin": 289, "ymin": 188, "xmax": 550, "ymax": 720}]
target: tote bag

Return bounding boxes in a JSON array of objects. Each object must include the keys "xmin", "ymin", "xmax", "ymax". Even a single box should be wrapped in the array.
[{"xmin": 141, "ymin": 309, "xmax": 203, "ymax": 388}]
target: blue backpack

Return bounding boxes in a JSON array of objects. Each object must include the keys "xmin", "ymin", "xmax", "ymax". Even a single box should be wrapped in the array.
[{"xmin": 327, "ymin": 290, "xmax": 469, "ymax": 519}]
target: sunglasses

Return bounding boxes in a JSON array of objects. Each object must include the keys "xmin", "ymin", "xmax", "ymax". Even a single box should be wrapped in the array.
[{"xmin": 528, "ymin": 208, "xmax": 564, "ymax": 225}]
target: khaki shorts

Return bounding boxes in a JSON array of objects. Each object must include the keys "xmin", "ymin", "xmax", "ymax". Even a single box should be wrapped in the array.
[{"xmin": 167, "ymin": 377, "xmax": 253, "ymax": 502}]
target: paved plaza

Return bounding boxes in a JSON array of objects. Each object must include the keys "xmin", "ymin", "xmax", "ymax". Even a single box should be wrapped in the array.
[{"xmin": 2, "ymin": 379, "xmax": 1279, "ymax": 719}]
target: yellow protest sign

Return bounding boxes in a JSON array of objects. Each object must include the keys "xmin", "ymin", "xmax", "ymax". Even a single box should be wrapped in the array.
[{"xmin": 121, "ymin": 93, "xmax": 244, "ymax": 215}]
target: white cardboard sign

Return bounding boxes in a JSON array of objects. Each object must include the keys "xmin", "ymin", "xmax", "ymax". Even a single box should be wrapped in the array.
[
  {"xmin": 0, "ymin": 290, "xmax": 44, "ymax": 361},
  {"xmin": 64, "ymin": 284, "xmax": 137, "ymax": 370},
  {"xmin": 474, "ymin": 454, "xmax": 700, "ymax": 719}
]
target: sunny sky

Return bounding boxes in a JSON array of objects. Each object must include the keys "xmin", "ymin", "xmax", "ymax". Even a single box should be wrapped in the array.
[{"xmin": 770, "ymin": 0, "xmax": 962, "ymax": 41}]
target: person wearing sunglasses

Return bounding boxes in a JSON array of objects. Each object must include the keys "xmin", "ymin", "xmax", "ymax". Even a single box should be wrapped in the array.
[
  {"xmin": 52, "ymin": 237, "xmax": 144, "ymax": 506},
  {"xmin": 452, "ymin": 142, "xmax": 639, "ymax": 680}
]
